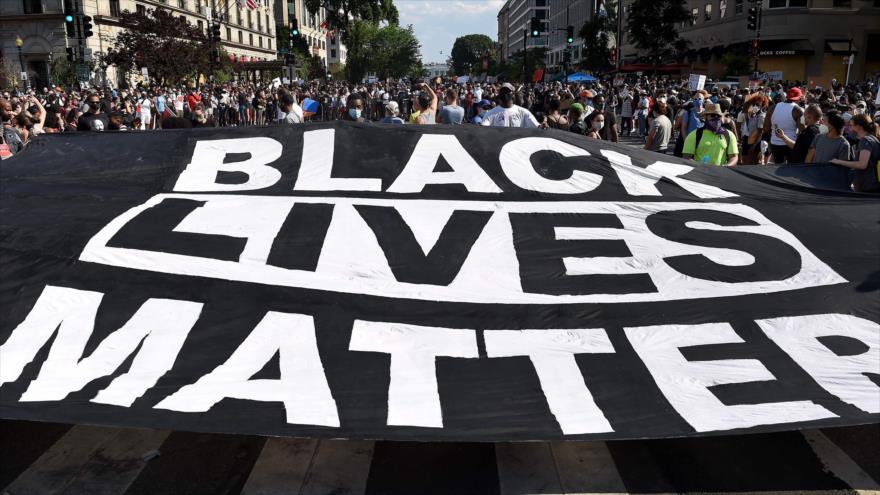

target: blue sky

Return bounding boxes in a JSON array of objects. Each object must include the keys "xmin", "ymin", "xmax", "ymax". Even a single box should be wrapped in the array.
[{"xmin": 396, "ymin": 0, "xmax": 505, "ymax": 64}]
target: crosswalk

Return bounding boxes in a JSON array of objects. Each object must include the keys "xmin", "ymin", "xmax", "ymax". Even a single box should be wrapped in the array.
[{"xmin": 1, "ymin": 420, "xmax": 878, "ymax": 494}]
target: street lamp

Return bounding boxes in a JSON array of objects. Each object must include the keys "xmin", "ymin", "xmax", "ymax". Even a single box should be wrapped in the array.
[{"xmin": 15, "ymin": 36, "xmax": 28, "ymax": 91}]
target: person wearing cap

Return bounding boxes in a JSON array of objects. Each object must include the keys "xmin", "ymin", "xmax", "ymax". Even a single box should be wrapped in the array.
[
  {"xmin": 480, "ymin": 83, "xmax": 539, "ymax": 128},
  {"xmin": 773, "ymin": 104, "xmax": 822, "ymax": 164},
  {"xmin": 380, "ymin": 101, "xmax": 405, "ymax": 124},
  {"xmin": 682, "ymin": 102, "xmax": 738, "ymax": 166},
  {"xmin": 470, "ymin": 99, "xmax": 492, "ymax": 125},
  {"xmin": 763, "ymin": 86, "xmax": 804, "ymax": 163}
]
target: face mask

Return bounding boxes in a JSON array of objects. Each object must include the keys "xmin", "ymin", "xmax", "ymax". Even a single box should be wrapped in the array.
[
  {"xmin": 819, "ymin": 124, "xmax": 829, "ymax": 134},
  {"xmin": 592, "ymin": 121, "xmax": 604, "ymax": 131},
  {"xmin": 584, "ymin": 99, "xmax": 593, "ymax": 106},
  {"xmin": 658, "ymin": 97, "xmax": 667, "ymax": 103},
  {"xmin": 705, "ymin": 116, "xmax": 723, "ymax": 133},
  {"xmin": 348, "ymin": 108, "xmax": 361, "ymax": 119},
  {"xmin": 88, "ymin": 101, "xmax": 100, "ymax": 111}
]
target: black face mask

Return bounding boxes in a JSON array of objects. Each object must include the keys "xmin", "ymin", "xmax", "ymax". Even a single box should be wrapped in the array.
[{"xmin": 88, "ymin": 100, "xmax": 101, "ymax": 111}]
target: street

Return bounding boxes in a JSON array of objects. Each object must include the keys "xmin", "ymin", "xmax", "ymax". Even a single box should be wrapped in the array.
[{"xmin": 1, "ymin": 419, "xmax": 878, "ymax": 494}]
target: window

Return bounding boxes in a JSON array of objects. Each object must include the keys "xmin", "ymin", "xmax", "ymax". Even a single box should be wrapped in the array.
[
  {"xmin": 770, "ymin": 0, "xmax": 806, "ymax": 6},
  {"xmin": 136, "ymin": 3, "xmax": 146, "ymax": 15},
  {"xmin": 178, "ymin": 0, "xmax": 186, "ymax": 9},
  {"xmin": 257, "ymin": 14, "xmax": 261, "ymax": 31},
  {"xmin": 266, "ymin": 15, "xmax": 270, "ymax": 33},
  {"xmin": 705, "ymin": 3, "xmax": 712, "ymax": 20},
  {"xmin": 226, "ymin": 27, "xmax": 231, "ymax": 40},
  {"xmin": 268, "ymin": 38, "xmax": 271, "ymax": 50},
  {"xmin": 249, "ymin": 33, "xmax": 253, "ymax": 45},
  {"xmin": 23, "ymin": 0, "xmax": 43, "ymax": 14},
  {"xmin": 109, "ymin": 0, "xmax": 120, "ymax": 17},
  {"xmin": 247, "ymin": 11, "xmax": 252, "ymax": 28},
  {"xmin": 691, "ymin": 7, "xmax": 698, "ymax": 24},
  {"xmin": 735, "ymin": 0, "xmax": 743, "ymax": 14},
  {"xmin": 331, "ymin": 49, "xmax": 337, "ymax": 58},
  {"xmin": 238, "ymin": 30, "xmax": 243, "ymax": 43},
  {"xmin": 833, "ymin": 0, "xmax": 851, "ymax": 6},
  {"xmin": 197, "ymin": 20, "xmax": 203, "ymax": 32},
  {"xmin": 237, "ymin": 9, "xmax": 241, "ymax": 25},
  {"xmin": 259, "ymin": 36, "xmax": 263, "ymax": 47},
  {"xmin": 720, "ymin": 0, "xmax": 727, "ymax": 17}
]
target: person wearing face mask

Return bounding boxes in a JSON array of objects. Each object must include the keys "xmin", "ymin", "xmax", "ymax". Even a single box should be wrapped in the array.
[
  {"xmin": 644, "ymin": 101, "xmax": 671, "ymax": 154},
  {"xmin": 344, "ymin": 93, "xmax": 367, "ymax": 123},
  {"xmin": 77, "ymin": 93, "xmax": 109, "ymax": 132},
  {"xmin": 807, "ymin": 111, "xmax": 851, "ymax": 163},
  {"xmin": 774, "ymin": 105, "xmax": 822, "ymax": 164},
  {"xmin": 619, "ymin": 87, "xmax": 634, "ymax": 136},
  {"xmin": 682, "ymin": 102, "xmax": 738, "ymax": 166},
  {"xmin": 831, "ymin": 113, "xmax": 880, "ymax": 192},
  {"xmin": 740, "ymin": 94, "xmax": 768, "ymax": 165},
  {"xmin": 763, "ymin": 87, "xmax": 804, "ymax": 163},
  {"xmin": 584, "ymin": 111, "xmax": 604, "ymax": 140},
  {"xmin": 593, "ymin": 95, "xmax": 619, "ymax": 142}
]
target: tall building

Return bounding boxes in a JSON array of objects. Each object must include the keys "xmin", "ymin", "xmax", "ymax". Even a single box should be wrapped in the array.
[
  {"xmin": 273, "ymin": 0, "xmax": 346, "ymax": 75},
  {"xmin": 0, "ymin": 0, "xmax": 278, "ymax": 89},
  {"xmin": 497, "ymin": 1, "xmax": 510, "ymax": 62},
  {"xmin": 498, "ymin": 0, "xmax": 551, "ymax": 63},
  {"xmin": 618, "ymin": 0, "xmax": 880, "ymax": 81},
  {"xmin": 546, "ymin": 0, "xmax": 593, "ymax": 70}
]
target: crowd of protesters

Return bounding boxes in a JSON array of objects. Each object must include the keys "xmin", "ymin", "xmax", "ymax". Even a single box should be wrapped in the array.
[{"xmin": 1, "ymin": 73, "xmax": 878, "ymax": 192}]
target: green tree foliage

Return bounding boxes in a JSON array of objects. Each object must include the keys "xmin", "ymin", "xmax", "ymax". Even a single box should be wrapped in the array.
[
  {"xmin": 719, "ymin": 51, "xmax": 751, "ymax": 77},
  {"xmin": 579, "ymin": 0, "xmax": 617, "ymax": 71},
  {"xmin": 625, "ymin": 0, "xmax": 689, "ymax": 66},
  {"xmin": 450, "ymin": 34, "xmax": 495, "ymax": 75},
  {"xmin": 103, "ymin": 7, "xmax": 210, "ymax": 85},
  {"xmin": 498, "ymin": 47, "xmax": 549, "ymax": 82},
  {"xmin": 343, "ymin": 21, "xmax": 420, "ymax": 82}
]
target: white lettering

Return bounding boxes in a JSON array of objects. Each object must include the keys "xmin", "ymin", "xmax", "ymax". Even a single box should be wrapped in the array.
[
  {"xmin": 758, "ymin": 314, "xmax": 880, "ymax": 414},
  {"xmin": 484, "ymin": 329, "xmax": 615, "ymax": 434},
  {"xmin": 173, "ymin": 138, "xmax": 283, "ymax": 192},
  {"xmin": 387, "ymin": 135, "xmax": 502, "ymax": 193},
  {"xmin": 625, "ymin": 322, "xmax": 835, "ymax": 432},
  {"xmin": 348, "ymin": 321, "xmax": 479, "ymax": 427},
  {"xmin": 294, "ymin": 129, "xmax": 382, "ymax": 191},
  {"xmin": 0, "ymin": 285, "xmax": 202, "ymax": 407},
  {"xmin": 601, "ymin": 150, "xmax": 737, "ymax": 199},
  {"xmin": 155, "ymin": 312, "xmax": 339, "ymax": 427},
  {"xmin": 500, "ymin": 137, "xmax": 601, "ymax": 194}
]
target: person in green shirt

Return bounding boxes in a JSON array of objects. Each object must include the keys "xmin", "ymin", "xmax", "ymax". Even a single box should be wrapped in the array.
[{"xmin": 682, "ymin": 102, "xmax": 739, "ymax": 166}]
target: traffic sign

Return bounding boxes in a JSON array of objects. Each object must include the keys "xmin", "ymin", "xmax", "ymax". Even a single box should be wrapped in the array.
[
  {"xmin": 20, "ymin": 71, "xmax": 27, "ymax": 81},
  {"xmin": 76, "ymin": 64, "xmax": 90, "ymax": 82}
]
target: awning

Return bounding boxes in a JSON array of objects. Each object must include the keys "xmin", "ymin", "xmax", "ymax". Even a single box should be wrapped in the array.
[
  {"xmin": 825, "ymin": 40, "xmax": 857, "ymax": 54},
  {"xmin": 614, "ymin": 63, "xmax": 690, "ymax": 74},
  {"xmin": 758, "ymin": 39, "xmax": 814, "ymax": 57}
]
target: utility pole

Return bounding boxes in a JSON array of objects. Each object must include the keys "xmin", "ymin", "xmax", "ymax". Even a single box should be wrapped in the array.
[
  {"xmin": 844, "ymin": 37, "xmax": 853, "ymax": 85},
  {"xmin": 522, "ymin": 29, "xmax": 527, "ymax": 83}
]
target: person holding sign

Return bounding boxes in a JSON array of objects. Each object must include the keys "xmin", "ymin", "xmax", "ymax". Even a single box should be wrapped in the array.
[{"xmin": 682, "ymin": 102, "xmax": 739, "ymax": 166}]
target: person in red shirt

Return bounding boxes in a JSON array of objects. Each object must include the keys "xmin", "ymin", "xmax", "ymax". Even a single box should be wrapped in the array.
[{"xmin": 186, "ymin": 88, "xmax": 201, "ymax": 113}]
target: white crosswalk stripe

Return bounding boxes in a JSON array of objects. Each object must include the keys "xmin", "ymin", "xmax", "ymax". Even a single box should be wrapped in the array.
[
  {"xmin": 2, "ymin": 425, "xmax": 168, "ymax": 495},
  {"xmin": 802, "ymin": 430, "xmax": 880, "ymax": 494}
]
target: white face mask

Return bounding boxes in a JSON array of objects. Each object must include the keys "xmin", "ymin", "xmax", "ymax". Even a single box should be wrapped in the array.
[
  {"xmin": 750, "ymin": 105, "xmax": 760, "ymax": 113},
  {"xmin": 658, "ymin": 97, "xmax": 667, "ymax": 103},
  {"xmin": 819, "ymin": 124, "xmax": 829, "ymax": 134},
  {"xmin": 592, "ymin": 121, "xmax": 604, "ymax": 131}
]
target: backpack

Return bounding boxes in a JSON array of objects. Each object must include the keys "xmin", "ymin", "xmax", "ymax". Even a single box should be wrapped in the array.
[{"xmin": 695, "ymin": 127, "xmax": 731, "ymax": 163}]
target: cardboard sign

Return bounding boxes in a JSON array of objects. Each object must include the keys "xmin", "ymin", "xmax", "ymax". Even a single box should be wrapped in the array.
[{"xmin": 688, "ymin": 74, "xmax": 706, "ymax": 91}]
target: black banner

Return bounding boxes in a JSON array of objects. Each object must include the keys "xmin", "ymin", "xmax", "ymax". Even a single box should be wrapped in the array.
[{"xmin": 1, "ymin": 122, "xmax": 878, "ymax": 441}]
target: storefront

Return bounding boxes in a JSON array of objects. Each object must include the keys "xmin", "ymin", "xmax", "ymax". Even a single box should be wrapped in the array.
[{"xmin": 756, "ymin": 39, "xmax": 813, "ymax": 82}]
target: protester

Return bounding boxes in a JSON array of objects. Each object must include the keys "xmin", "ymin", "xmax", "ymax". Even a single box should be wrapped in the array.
[
  {"xmin": 765, "ymin": 87, "xmax": 805, "ymax": 163},
  {"xmin": 77, "ymin": 93, "xmax": 109, "ymax": 131},
  {"xmin": 438, "ymin": 88, "xmax": 464, "ymax": 125},
  {"xmin": 584, "ymin": 110, "xmax": 604, "ymax": 140},
  {"xmin": 380, "ymin": 101, "xmax": 405, "ymax": 124},
  {"xmin": 831, "ymin": 114, "xmax": 880, "ymax": 192},
  {"xmin": 645, "ymin": 101, "xmax": 671, "ymax": 154},
  {"xmin": 682, "ymin": 102, "xmax": 739, "ymax": 166},
  {"xmin": 415, "ymin": 83, "xmax": 437, "ymax": 125},
  {"xmin": 807, "ymin": 111, "xmax": 851, "ymax": 163},
  {"xmin": 481, "ymin": 83, "xmax": 538, "ymax": 128},
  {"xmin": 774, "ymin": 104, "xmax": 822, "ymax": 164}
]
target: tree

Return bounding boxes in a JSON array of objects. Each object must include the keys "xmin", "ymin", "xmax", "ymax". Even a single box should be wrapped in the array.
[
  {"xmin": 103, "ymin": 8, "xmax": 210, "ymax": 85},
  {"xmin": 500, "ymin": 47, "xmax": 549, "ymax": 82},
  {"xmin": 450, "ymin": 34, "xmax": 495, "ymax": 76},
  {"xmin": 579, "ymin": 0, "xmax": 617, "ymax": 71},
  {"xmin": 369, "ymin": 24, "xmax": 421, "ymax": 80},
  {"xmin": 625, "ymin": 0, "xmax": 689, "ymax": 68},
  {"xmin": 719, "ymin": 51, "xmax": 751, "ymax": 77}
]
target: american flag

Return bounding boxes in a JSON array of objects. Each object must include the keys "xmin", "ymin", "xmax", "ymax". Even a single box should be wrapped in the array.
[{"xmin": 246, "ymin": 0, "xmax": 258, "ymax": 10}]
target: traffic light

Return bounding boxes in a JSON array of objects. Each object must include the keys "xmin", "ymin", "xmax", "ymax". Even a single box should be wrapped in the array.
[
  {"xmin": 566, "ymin": 25, "xmax": 574, "ymax": 44},
  {"xmin": 747, "ymin": 7, "xmax": 758, "ymax": 31},
  {"xmin": 529, "ymin": 17, "xmax": 540, "ymax": 37},
  {"xmin": 82, "ymin": 15, "xmax": 93, "ymax": 38},
  {"xmin": 610, "ymin": 47, "xmax": 617, "ymax": 65},
  {"xmin": 751, "ymin": 39, "xmax": 760, "ymax": 57},
  {"xmin": 210, "ymin": 22, "xmax": 221, "ymax": 41},
  {"xmin": 290, "ymin": 18, "xmax": 300, "ymax": 38},
  {"xmin": 66, "ymin": 47, "xmax": 76, "ymax": 62},
  {"xmin": 65, "ymin": 14, "xmax": 76, "ymax": 37},
  {"xmin": 211, "ymin": 48, "xmax": 221, "ymax": 64}
]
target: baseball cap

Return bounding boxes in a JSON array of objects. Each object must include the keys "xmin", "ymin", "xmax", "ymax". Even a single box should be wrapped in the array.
[
  {"xmin": 477, "ymin": 99, "xmax": 492, "ymax": 108},
  {"xmin": 500, "ymin": 82, "xmax": 515, "ymax": 92},
  {"xmin": 385, "ymin": 100, "xmax": 399, "ymax": 115},
  {"xmin": 569, "ymin": 102, "xmax": 585, "ymax": 114},
  {"xmin": 786, "ymin": 87, "xmax": 803, "ymax": 101}
]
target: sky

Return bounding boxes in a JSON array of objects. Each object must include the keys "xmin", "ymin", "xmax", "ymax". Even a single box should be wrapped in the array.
[{"xmin": 396, "ymin": 0, "xmax": 505, "ymax": 64}]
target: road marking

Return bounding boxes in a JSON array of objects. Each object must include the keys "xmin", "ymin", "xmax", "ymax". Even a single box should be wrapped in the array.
[
  {"xmin": 802, "ymin": 430, "xmax": 880, "ymax": 493},
  {"xmin": 495, "ymin": 442, "xmax": 564, "ymax": 494},
  {"xmin": 551, "ymin": 441, "xmax": 628, "ymax": 495},
  {"xmin": 2, "ymin": 425, "xmax": 167, "ymax": 495},
  {"xmin": 299, "ymin": 440, "xmax": 374, "ymax": 495},
  {"xmin": 241, "ymin": 438, "xmax": 318, "ymax": 495}
]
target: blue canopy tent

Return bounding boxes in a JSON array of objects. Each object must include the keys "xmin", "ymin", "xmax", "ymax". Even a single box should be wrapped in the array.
[{"xmin": 566, "ymin": 72, "xmax": 597, "ymax": 82}]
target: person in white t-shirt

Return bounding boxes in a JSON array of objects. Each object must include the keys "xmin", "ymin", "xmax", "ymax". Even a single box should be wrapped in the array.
[
  {"xmin": 279, "ymin": 93, "xmax": 303, "ymax": 124},
  {"xmin": 480, "ymin": 83, "xmax": 539, "ymax": 128}
]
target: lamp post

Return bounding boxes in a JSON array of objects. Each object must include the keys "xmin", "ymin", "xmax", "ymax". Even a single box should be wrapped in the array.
[{"xmin": 15, "ymin": 36, "xmax": 29, "ymax": 91}]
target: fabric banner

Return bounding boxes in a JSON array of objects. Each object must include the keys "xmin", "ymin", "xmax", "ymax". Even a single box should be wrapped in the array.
[{"xmin": 1, "ymin": 123, "xmax": 878, "ymax": 441}]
